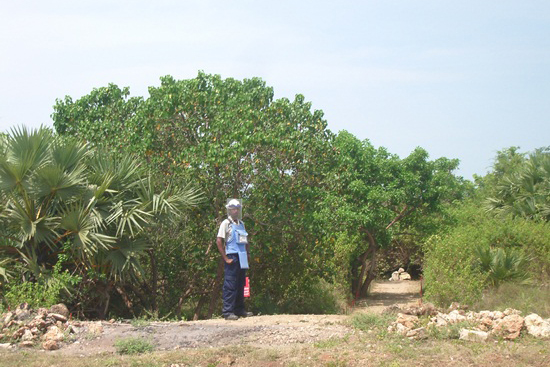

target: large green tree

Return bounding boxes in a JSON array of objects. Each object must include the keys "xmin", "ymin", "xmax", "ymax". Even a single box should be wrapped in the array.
[
  {"xmin": 53, "ymin": 72, "xmax": 336, "ymax": 317},
  {"xmin": 320, "ymin": 131, "xmax": 466, "ymax": 300}
]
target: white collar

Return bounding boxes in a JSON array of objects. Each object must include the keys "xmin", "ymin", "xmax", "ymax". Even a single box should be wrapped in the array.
[{"xmin": 228, "ymin": 216, "xmax": 241, "ymax": 225}]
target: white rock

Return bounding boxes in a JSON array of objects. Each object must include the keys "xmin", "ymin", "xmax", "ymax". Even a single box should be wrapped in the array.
[
  {"xmin": 459, "ymin": 329, "xmax": 489, "ymax": 342},
  {"xmin": 524, "ymin": 314, "xmax": 550, "ymax": 338}
]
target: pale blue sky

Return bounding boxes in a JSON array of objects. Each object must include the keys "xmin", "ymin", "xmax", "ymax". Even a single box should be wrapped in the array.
[{"xmin": 1, "ymin": 0, "xmax": 549, "ymax": 179}]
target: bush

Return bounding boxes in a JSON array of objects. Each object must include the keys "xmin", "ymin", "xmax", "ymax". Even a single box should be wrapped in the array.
[
  {"xmin": 3, "ymin": 267, "xmax": 81, "ymax": 309},
  {"xmin": 473, "ymin": 283, "xmax": 550, "ymax": 318},
  {"xmin": 422, "ymin": 202, "xmax": 550, "ymax": 307},
  {"xmin": 114, "ymin": 337, "xmax": 155, "ymax": 355}
]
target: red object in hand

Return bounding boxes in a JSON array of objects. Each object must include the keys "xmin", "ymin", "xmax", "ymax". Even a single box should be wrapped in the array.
[{"xmin": 244, "ymin": 277, "xmax": 250, "ymax": 297}]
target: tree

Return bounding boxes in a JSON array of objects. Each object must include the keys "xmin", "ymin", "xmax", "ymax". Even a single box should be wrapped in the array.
[
  {"xmin": 320, "ymin": 131, "xmax": 465, "ymax": 300},
  {"xmin": 485, "ymin": 148, "xmax": 550, "ymax": 221},
  {"xmin": 52, "ymin": 72, "xmax": 337, "ymax": 316},
  {"xmin": 0, "ymin": 126, "xmax": 202, "ymax": 317}
]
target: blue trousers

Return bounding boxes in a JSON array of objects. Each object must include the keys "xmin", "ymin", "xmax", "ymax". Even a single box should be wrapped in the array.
[{"xmin": 222, "ymin": 253, "xmax": 246, "ymax": 316}]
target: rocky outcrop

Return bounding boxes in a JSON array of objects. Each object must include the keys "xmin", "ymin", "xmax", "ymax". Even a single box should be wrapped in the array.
[
  {"xmin": 389, "ymin": 268, "xmax": 412, "ymax": 281},
  {"xmin": 386, "ymin": 304, "xmax": 550, "ymax": 342},
  {"xmin": 524, "ymin": 314, "xmax": 550, "ymax": 338},
  {"xmin": 0, "ymin": 303, "xmax": 86, "ymax": 350}
]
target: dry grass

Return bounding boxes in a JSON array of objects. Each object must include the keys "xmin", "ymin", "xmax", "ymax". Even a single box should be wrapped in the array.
[
  {"xmin": 473, "ymin": 283, "xmax": 550, "ymax": 317},
  {"xmin": 1, "ymin": 332, "xmax": 548, "ymax": 367}
]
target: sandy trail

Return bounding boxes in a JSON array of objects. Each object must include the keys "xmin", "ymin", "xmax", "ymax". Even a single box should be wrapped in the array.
[{"xmin": 49, "ymin": 280, "xmax": 422, "ymax": 355}]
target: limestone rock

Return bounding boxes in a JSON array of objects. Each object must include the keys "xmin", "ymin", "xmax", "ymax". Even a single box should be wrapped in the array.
[
  {"xmin": 406, "ymin": 327, "xmax": 428, "ymax": 340},
  {"xmin": 459, "ymin": 329, "xmax": 489, "ymax": 342},
  {"xmin": 19, "ymin": 340, "xmax": 34, "ymax": 348},
  {"xmin": 42, "ymin": 339, "xmax": 59, "ymax": 351},
  {"xmin": 48, "ymin": 313, "xmax": 68, "ymax": 323},
  {"xmin": 399, "ymin": 272, "xmax": 411, "ymax": 280},
  {"xmin": 49, "ymin": 304, "xmax": 69, "ymax": 319},
  {"xmin": 396, "ymin": 313, "xmax": 419, "ymax": 329},
  {"xmin": 524, "ymin": 314, "xmax": 550, "ymax": 338},
  {"xmin": 492, "ymin": 314, "xmax": 524, "ymax": 340},
  {"xmin": 3, "ymin": 312, "xmax": 13, "ymax": 326},
  {"xmin": 87, "ymin": 321, "xmax": 104, "ymax": 335},
  {"xmin": 43, "ymin": 325, "xmax": 64, "ymax": 342},
  {"xmin": 21, "ymin": 329, "xmax": 34, "ymax": 341}
]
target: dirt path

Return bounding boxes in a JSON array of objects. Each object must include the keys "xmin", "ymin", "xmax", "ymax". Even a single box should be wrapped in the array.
[
  {"xmin": 353, "ymin": 279, "xmax": 423, "ymax": 314},
  {"xmin": 52, "ymin": 280, "xmax": 422, "ymax": 356}
]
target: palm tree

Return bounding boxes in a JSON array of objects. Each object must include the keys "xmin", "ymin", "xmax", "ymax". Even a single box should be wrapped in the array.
[
  {"xmin": 0, "ymin": 126, "xmax": 202, "ymax": 315},
  {"xmin": 485, "ymin": 149, "xmax": 550, "ymax": 221}
]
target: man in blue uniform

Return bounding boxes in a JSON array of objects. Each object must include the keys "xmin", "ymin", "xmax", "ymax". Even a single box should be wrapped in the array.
[{"xmin": 216, "ymin": 199, "xmax": 252, "ymax": 320}]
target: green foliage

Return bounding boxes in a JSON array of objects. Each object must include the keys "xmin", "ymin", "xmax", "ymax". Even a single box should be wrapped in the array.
[
  {"xmin": 473, "ymin": 283, "xmax": 550, "ymax": 318},
  {"xmin": 349, "ymin": 312, "xmax": 394, "ymax": 331},
  {"xmin": 114, "ymin": 337, "xmax": 155, "ymax": 355},
  {"xmin": 4, "ymin": 266, "xmax": 81, "ymax": 309},
  {"xmin": 484, "ymin": 147, "xmax": 550, "ymax": 221},
  {"xmin": 427, "ymin": 320, "xmax": 477, "ymax": 340},
  {"xmin": 0, "ymin": 126, "xmax": 201, "ymax": 317},
  {"xmin": 423, "ymin": 201, "xmax": 550, "ymax": 307},
  {"xmin": 474, "ymin": 245, "xmax": 530, "ymax": 287},
  {"xmin": 51, "ymin": 72, "xmax": 467, "ymax": 317}
]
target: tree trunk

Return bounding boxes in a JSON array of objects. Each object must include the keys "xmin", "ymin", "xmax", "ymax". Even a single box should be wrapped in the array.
[
  {"xmin": 115, "ymin": 285, "xmax": 136, "ymax": 318},
  {"xmin": 148, "ymin": 249, "xmax": 158, "ymax": 315},
  {"xmin": 193, "ymin": 294, "xmax": 207, "ymax": 320},
  {"xmin": 207, "ymin": 258, "xmax": 225, "ymax": 318}
]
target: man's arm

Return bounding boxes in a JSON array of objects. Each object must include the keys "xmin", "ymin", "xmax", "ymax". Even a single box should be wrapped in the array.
[{"xmin": 217, "ymin": 237, "xmax": 233, "ymax": 264}]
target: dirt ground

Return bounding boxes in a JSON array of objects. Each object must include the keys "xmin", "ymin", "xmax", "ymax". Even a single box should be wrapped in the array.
[{"xmin": 52, "ymin": 280, "xmax": 422, "ymax": 356}]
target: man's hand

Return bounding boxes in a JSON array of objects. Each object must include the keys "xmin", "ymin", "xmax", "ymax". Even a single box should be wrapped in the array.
[{"xmin": 224, "ymin": 257, "xmax": 234, "ymax": 264}]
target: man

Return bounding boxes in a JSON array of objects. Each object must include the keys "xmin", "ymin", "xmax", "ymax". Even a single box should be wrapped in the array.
[{"xmin": 216, "ymin": 199, "xmax": 253, "ymax": 320}]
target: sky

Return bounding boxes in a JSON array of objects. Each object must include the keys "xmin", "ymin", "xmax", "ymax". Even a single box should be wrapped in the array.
[{"xmin": 1, "ymin": 0, "xmax": 549, "ymax": 180}]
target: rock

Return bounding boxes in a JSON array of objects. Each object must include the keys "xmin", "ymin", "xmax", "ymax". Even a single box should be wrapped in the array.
[
  {"xmin": 87, "ymin": 321, "xmax": 104, "ymax": 335},
  {"xmin": 14, "ymin": 310, "xmax": 31, "ymax": 322},
  {"xmin": 503, "ymin": 308, "xmax": 522, "ymax": 316},
  {"xmin": 492, "ymin": 314, "xmax": 524, "ymax": 340},
  {"xmin": 399, "ymin": 272, "xmax": 411, "ymax": 280},
  {"xmin": 42, "ymin": 340, "xmax": 59, "ymax": 351},
  {"xmin": 109, "ymin": 319, "xmax": 116, "ymax": 324},
  {"xmin": 48, "ymin": 313, "xmax": 67, "ymax": 322},
  {"xmin": 406, "ymin": 327, "xmax": 428, "ymax": 340},
  {"xmin": 12, "ymin": 327, "xmax": 28, "ymax": 339},
  {"xmin": 396, "ymin": 313, "xmax": 419, "ymax": 329},
  {"xmin": 398, "ymin": 268, "xmax": 405, "ymax": 273},
  {"xmin": 43, "ymin": 325, "xmax": 64, "ymax": 342},
  {"xmin": 401, "ymin": 303, "xmax": 437, "ymax": 316},
  {"xmin": 430, "ymin": 312, "xmax": 449, "ymax": 327},
  {"xmin": 19, "ymin": 340, "xmax": 34, "ymax": 348},
  {"xmin": 0, "ymin": 343, "xmax": 11, "ymax": 349},
  {"xmin": 459, "ymin": 329, "xmax": 489, "ymax": 342},
  {"xmin": 21, "ymin": 329, "xmax": 34, "ymax": 341},
  {"xmin": 3, "ymin": 312, "xmax": 13, "ymax": 326},
  {"xmin": 49, "ymin": 304, "xmax": 69, "ymax": 319},
  {"xmin": 447, "ymin": 310, "xmax": 467, "ymax": 323},
  {"xmin": 37, "ymin": 308, "xmax": 49, "ymax": 318},
  {"xmin": 524, "ymin": 314, "xmax": 550, "ymax": 338}
]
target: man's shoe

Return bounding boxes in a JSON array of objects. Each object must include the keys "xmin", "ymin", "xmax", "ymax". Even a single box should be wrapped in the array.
[
  {"xmin": 224, "ymin": 313, "xmax": 239, "ymax": 320},
  {"xmin": 235, "ymin": 311, "xmax": 253, "ymax": 318}
]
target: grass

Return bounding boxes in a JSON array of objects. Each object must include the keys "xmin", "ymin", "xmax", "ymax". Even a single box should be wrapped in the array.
[
  {"xmin": 472, "ymin": 283, "xmax": 550, "ymax": 317},
  {"xmin": 114, "ymin": 337, "xmax": 155, "ymax": 355},
  {"xmin": 0, "ymin": 334, "xmax": 548, "ymax": 367}
]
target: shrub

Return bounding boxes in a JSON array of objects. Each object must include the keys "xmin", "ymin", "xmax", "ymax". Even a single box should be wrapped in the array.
[
  {"xmin": 3, "ymin": 267, "xmax": 81, "ymax": 309},
  {"xmin": 422, "ymin": 202, "xmax": 550, "ymax": 307},
  {"xmin": 114, "ymin": 337, "xmax": 155, "ymax": 355}
]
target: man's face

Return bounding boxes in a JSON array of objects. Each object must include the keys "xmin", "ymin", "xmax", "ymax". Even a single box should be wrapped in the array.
[{"xmin": 229, "ymin": 207, "xmax": 239, "ymax": 219}]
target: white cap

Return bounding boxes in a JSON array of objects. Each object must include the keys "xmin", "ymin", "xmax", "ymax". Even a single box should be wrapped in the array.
[{"xmin": 226, "ymin": 199, "xmax": 242, "ymax": 209}]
